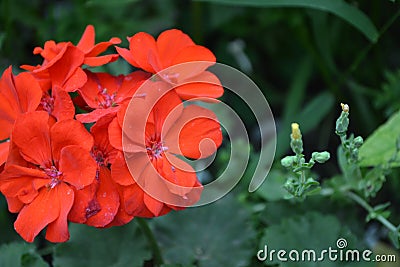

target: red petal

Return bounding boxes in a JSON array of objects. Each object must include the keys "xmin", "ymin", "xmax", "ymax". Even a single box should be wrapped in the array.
[
  {"xmin": 0, "ymin": 67, "xmax": 42, "ymax": 139},
  {"xmin": 174, "ymin": 71, "xmax": 224, "ymax": 100},
  {"xmin": 76, "ymin": 107, "xmax": 119, "ymax": 123},
  {"xmin": 115, "ymin": 71, "xmax": 150, "ymax": 102},
  {"xmin": 156, "ymin": 29, "xmax": 194, "ymax": 68},
  {"xmin": 115, "ymin": 46, "xmax": 139, "ymax": 67},
  {"xmin": 0, "ymin": 164, "xmax": 46, "ymax": 203},
  {"xmin": 68, "ymin": 182, "xmax": 97, "ymax": 223},
  {"xmin": 158, "ymin": 46, "xmax": 215, "ymax": 83},
  {"xmin": 159, "ymin": 156, "xmax": 199, "ymax": 196},
  {"xmin": 108, "ymin": 117, "xmax": 123, "ymax": 150},
  {"xmin": 143, "ymin": 192, "xmax": 164, "ymax": 217},
  {"xmin": 0, "ymin": 141, "xmax": 10, "ymax": 166},
  {"xmin": 76, "ymin": 25, "xmax": 95, "ymax": 53},
  {"xmin": 83, "ymin": 54, "xmax": 119, "ymax": 67},
  {"xmin": 165, "ymin": 104, "xmax": 222, "ymax": 159},
  {"xmin": 127, "ymin": 32, "xmax": 159, "ymax": 73},
  {"xmin": 3, "ymin": 140, "xmax": 28, "ymax": 167},
  {"xmin": 45, "ymin": 183, "xmax": 74, "ymax": 242},
  {"xmin": 62, "ymin": 67, "xmax": 87, "ymax": 92},
  {"xmin": 152, "ymin": 89, "xmax": 183, "ymax": 134},
  {"xmin": 5, "ymin": 196, "xmax": 24, "ymax": 213},
  {"xmin": 121, "ymin": 82, "xmax": 178, "ymax": 151},
  {"xmin": 91, "ymin": 115, "xmax": 118, "ymax": 162},
  {"xmin": 15, "ymin": 72, "xmax": 43, "ymax": 111},
  {"xmin": 12, "ymin": 111, "xmax": 52, "ymax": 166},
  {"xmin": 52, "ymin": 86, "xmax": 75, "ymax": 121},
  {"xmin": 14, "ymin": 186, "xmax": 60, "ymax": 242},
  {"xmin": 105, "ymin": 183, "xmax": 135, "ymax": 226},
  {"xmin": 172, "ymin": 45, "xmax": 216, "ymax": 66},
  {"xmin": 86, "ymin": 39, "xmax": 121, "ymax": 57},
  {"xmin": 50, "ymin": 119, "xmax": 93, "ymax": 163},
  {"xmin": 110, "ymin": 152, "xmax": 137, "ymax": 186},
  {"xmin": 59, "ymin": 145, "xmax": 96, "ymax": 190},
  {"xmin": 47, "ymin": 45, "xmax": 85, "ymax": 88},
  {"xmin": 121, "ymin": 183, "xmax": 151, "ymax": 217},
  {"xmin": 86, "ymin": 167, "xmax": 119, "ymax": 227}
]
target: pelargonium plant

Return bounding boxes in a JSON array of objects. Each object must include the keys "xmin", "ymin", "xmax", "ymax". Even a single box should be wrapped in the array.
[{"xmin": 0, "ymin": 25, "xmax": 223, "ymax": 243}]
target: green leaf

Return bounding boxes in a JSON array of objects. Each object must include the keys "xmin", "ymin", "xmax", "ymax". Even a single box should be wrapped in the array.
[
  {"xmin": 359, "ymin": 110, "xmax": 400, "ymax": 167},
  {"xmin": 0, "ymin": 242, "xmax": 48, "ymax": 267},
  {"xmin": 256, "ymin": 169, "xmax": 288, "ymax": 201},
  {"xmin": 198, "ymin": 0, "xmax": 379, "ymax": 42},
  {"xmin": 152, "ymin": 196, "xmax": 256, "ymax": 267},
  {"xmin": 53, "ymin": 222, "xmax": 150, "ymax": 267},
  {"xmin": 259, "ymin": 212, "xmax": 372, "ymax": 267}
]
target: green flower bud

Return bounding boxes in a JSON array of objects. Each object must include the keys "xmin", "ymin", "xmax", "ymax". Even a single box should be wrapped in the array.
[
  {"xmin": 336, "ymin": 103, "xmax": 350, "ymax": 134},
  {"xmin": 336, "ymin": 112, "xmax": 349, "ymax": 134},
  {"xmin": 281, "ymin": 156, "xmax": 296, "ymax": 168},
  {"xmin": 312, "ymin": 151, "xmax": 330, "ymax": 163},
  {"xmin": 353, "ymin": 136, "xmax": 363, "ymax": 148}
]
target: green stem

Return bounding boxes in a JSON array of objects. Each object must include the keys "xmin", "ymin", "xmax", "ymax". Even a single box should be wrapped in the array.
[
  {"xmin": 136, "ymin": 218, "xmax": 164, "ymax": 266},
  {"xmin": 346, "ymin": 191, "xmax": 398, "ymax": 233}
]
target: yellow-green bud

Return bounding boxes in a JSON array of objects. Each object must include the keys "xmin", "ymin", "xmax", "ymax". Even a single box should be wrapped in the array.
[
  {"xmin": 291, "ymin": 123, "xmax": 301, "ymax": 140},
  {"xmin": 341, "ymin": 103, "xmax": 349, "ymax": 113}
]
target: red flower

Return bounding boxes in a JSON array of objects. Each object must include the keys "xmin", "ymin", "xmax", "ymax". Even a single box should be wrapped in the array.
[
  {"xmin": 22, "ymin": 25, "xmax": 120, "ymax": 71},
  {"xmin": 76, "ymin": 25, "xmax": 121, "ymax": 67},
  {"xmin": 110, "ymin": 81, "xmax": 222, "ymax": 216},
  {"xmin": 75, "ymin": 70, "xmax": 150, "ymax": 123},
  {"xmin": 116, "ymin": 29, "xmax": 223, "ymax": 100},
  {"xmin": 0, "ymin": 67, "xmax": 42, "ymax": 165},
  {"xmin": 68, "ymin": 116, "xmax": 134, "ymax": 227},
  {"xmin": 21, "ymin": 24, "xmax": 121, "ymax": 94},
  {"xmin": 0, "ymin": 111, "xmax": 97, "ymax": 242},
  {"xmin": 21, "ymin": 42, "xmax": 86, "ymax": 92},
  {"xmin": 32, "ymin": 44, "xmax": 85, "ymax": 121}
]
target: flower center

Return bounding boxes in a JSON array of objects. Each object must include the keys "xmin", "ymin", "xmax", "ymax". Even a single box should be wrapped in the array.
[
  {"xmin": 91, "ymin": 146, "xmax": 108, "ymax": 180},
  {"xmin": 146, "ymin": 139, "xmax": 168, "ymax": 160},
  {"xmin": 91, "ymin": 146, "xmax": 107, "ymax": 166},
  {"xmin": 44, "ymin": 166, "xmax": 62, "ymax": 189},
  {"xmin": 96, "ymin": 87, "xmax": 117, "ymax": 108},
  {"xmin": 41, "ymin": 92, "xmax": 55, "ymax": 114}
]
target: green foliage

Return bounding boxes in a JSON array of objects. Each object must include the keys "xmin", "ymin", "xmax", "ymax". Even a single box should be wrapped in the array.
[
  {"xmin": 0, "ymin": 242, "xmax": 48, "ymax": 267},
  {"xmin": 256, "ymin": 169, "xmax": 288, "ymax": 201},
  {"xmin": 359, "ymin": 110, "xmax": 400, "ymax": 167},
  {"xmin": 152, "ymin": 196, "xmax": 256, "ymax": 267},
  {"xmin": 198, "ymin": 0, "xmax": 379, "ymax": 42},
  {"xmin": 375, "ymin": 69, "xmax": 400, "ymax": 118},
  {"xmin": 53, "ymin": 222, "xmax": 151, "ymax": 267},
  {"xmin": 259, "ymin": 212, "xmax": 370, "ymax": 267},
  {"xmin": 260, "ymin": 212, "xmax": 371, "ymax": 267}
]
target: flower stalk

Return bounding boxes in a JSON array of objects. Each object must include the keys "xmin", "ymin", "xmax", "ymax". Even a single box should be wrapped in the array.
[
  {"xmin": 136, "ymin": 218, "xmax": 164, "ymax": 266},
  {"xmin": 281, "ymin": 123, "xmax": 330, "ymax": 199}
]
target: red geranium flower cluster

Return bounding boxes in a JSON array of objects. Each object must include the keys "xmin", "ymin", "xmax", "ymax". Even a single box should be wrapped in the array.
[{"xmin": 0, "ymin": 25, "xmax": 223, "ymax": 242}]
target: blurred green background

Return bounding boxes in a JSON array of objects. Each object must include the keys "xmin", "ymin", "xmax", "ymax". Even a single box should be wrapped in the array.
[{"xmin": 1, "ymin": 0, "xmax": 400, "ymax": 266}]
